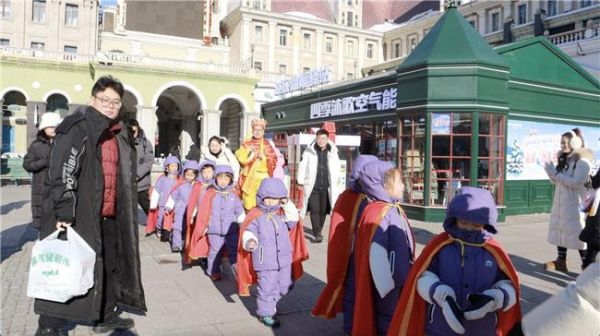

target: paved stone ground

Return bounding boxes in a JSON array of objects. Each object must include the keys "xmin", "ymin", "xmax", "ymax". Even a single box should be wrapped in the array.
[{"xmin": 1, "ymin": 185, "xmax": 585, "ymax": 335}]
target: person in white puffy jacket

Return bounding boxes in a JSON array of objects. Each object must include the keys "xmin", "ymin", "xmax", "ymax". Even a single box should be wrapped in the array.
[
  {"xmin": 544, "ymin": 128, "xmax": 593, "ymax": 273},
  {"xmin": 296, "ymin": 129, "xmax": 342, "ymax": 243},
  {"xmin": 509, "ymin": 256, "xmax": 600, "ymax": 336},
  {"xmin": 200, "ymin": 136, "xmax": 241, "ymax": 183}
]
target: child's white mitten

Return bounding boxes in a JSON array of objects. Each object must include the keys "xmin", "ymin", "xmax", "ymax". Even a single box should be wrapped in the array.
[{"xmin": 417, "ymin": 271, "xmax": 465, "ymax": 334}]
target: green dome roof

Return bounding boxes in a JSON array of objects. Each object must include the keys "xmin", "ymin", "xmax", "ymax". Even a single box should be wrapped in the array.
[{"xmin": 398, "ymin": 7, "xmax": 509, "ymax": 72}]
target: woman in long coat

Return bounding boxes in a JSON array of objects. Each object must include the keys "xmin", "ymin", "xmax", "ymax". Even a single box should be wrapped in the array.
[
  {"xmin": 544, "ymin": 129, "xmax": 592, "ymax": 272},
  {"xmin": 23, "ymin": 112, "xmax": 62, "ymax": 228}
]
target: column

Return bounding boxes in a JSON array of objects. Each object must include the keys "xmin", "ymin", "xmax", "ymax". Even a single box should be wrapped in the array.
[
  {"xmin": 137, "ymin": 105, "xmax": 158, "ymax": 155},
  {"xmin": 241, "ymin": 18, "xmax": 251, "ymax": 63},
  {"xmin": 292, "ymin": 25, "xmax": 301, "ymax": 75},
  {"xmin": 316, "ymin": 29, "xmax": 323, "ymax": 68},
  {"xmin": 358, "ymin": 36, "xmax": 366, "ymax": 77},
  {"xmin": 268, "ymin": 22, "xmax": 276, "ymax": 72},
  {"xmin": 68, "ymin": 103, "xmax": 86, "ymax": 115},
  {"xmin": 337, "ymin": 33, "xmax": 346, "ymax": 80},
  {"xmin": 201, "ymin": 109, "xmax": 222, "ymax": 146},
  {"xmin": 26, "ymin": 101, "xmax": 46, "ymax": 147}
]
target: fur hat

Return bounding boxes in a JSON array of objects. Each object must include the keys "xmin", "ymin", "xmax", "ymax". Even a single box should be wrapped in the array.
[{"xmin": 38, "ymin": 112, "xmax": 62, "ymax": 130}]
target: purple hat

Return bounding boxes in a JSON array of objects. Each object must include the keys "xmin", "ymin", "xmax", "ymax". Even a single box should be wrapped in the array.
[
  {"xmin": 348, "ymin": 155, "xmax": 378, "ymax": 192},
  {"xmin": 182, "ymin": 160, "xmax": 199, "ymax": 172},
  {"xmin": 163, "ymin": 156, "xmax": 180, "ymax": 172},
  {"xmin": 359, "ymin": 160, "xmax": 396, "ymax": 203},
  {"xmin": 444, "ymin": 187, "xmax": 498, "ymax": 234},
  {"xmin": 199, "ymin": 159, "xmax": 216, "ymax": 171},
  {"xmin": 215, "ymin": 165, "xmax": 234, "ymax": 184},
  {"xmin": 256, "ymin": 178, "xmax": 288, "ymax": 208}
]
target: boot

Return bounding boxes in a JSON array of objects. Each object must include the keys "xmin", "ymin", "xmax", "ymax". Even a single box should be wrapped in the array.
[
  {"xmin": 160, "ymin": 229, "xmax": 171, "ymax": 242},
  {"xmin": 35, "ymin": 327, "xmax": 68, "ymax": 336},
  {"xmin": 92, "ymin": 313, "xmax": 135, "ymax": 333},
  {"xmin": 544, "ymin": 258, "xmax": 569, "ymax": 273},
  {"xmin": 259, "ymin": 315, "xmax": 280, "ymax": 328}
]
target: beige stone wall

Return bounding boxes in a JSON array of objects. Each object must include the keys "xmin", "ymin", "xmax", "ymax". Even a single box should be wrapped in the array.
[
  {"xmin": 0, "ymin": 0, "xmax": 98, "ymax": 55},
  {"xmin": 125, "ymin": 1, "xmax": 205, "ymax": 40}
]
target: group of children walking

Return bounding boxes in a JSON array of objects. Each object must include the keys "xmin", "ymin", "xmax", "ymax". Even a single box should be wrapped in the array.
[
  {"xmin": 145, "ymin": 155, "xmax": 308, "ymax": 328},
  {"xmin": 144, "ymin": 153, "xmax": 522, "ymax": 334}
]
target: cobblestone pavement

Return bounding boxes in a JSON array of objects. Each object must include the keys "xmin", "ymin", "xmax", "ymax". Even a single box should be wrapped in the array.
[{"xmin": 1, "ymin": 185, "xmax": 582, "ymax": 335}]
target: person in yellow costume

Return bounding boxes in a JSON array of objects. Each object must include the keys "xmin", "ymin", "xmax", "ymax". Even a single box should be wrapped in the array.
[{"xmin": 235, "ymin": 118, "xmax": 285, "ymax": 210}]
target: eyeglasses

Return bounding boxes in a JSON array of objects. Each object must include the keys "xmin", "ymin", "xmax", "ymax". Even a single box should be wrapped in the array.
[{"xmin": 94, "ymin": 96, "xmax": 122, "ymax": 108}]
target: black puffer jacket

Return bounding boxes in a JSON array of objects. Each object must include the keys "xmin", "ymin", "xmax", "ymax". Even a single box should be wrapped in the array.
[
  {"xmin": 23, "ymin": 133, "xmax": 52, "ymax": 228},
  {"xmin": 580, "ymin": 169, "xmax": 600, "ymax": 248},
  {"xmin": 35, "ymin": 106, "xmax": 146, "ymax": 322}
]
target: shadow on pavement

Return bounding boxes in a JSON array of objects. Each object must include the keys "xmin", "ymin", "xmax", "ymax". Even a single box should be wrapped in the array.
[
  {"xmin": 509, "ymin": 254, "xmax": 577, "ymax": 288},
  {"xmin": 1, "ymin": 222, "xmax": 37, "ymax": 262},
  {"xmin": 412, "ymin": 227, "xmax": 437, "ymax": 246},
  {"xmin": 207, "ymin": 255, "xmax": 344, "ymax": 335},
  {"xmin": 0, "ymin": 199, "xmax": 30, "ymax": 215},
  {"xmin": 518, "ymin": 283, "xmax": 554, "ymax": 315}
]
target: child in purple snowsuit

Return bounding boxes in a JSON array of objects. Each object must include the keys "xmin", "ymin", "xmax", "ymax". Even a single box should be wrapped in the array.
[
  {"xmin": 341, "ymin": 155, "xmax": 377, "ymax": 334},
  {"xmin": 150, "ymin": 155, "xmax": 180, "ymax": 239},
  {"xmin": 416, "ymin": 187, "xmax": 518, "ymax": 336},
  {"xmin": 166, "ymin": 160, "xmax": 199, "ymax": 253},
  {"xmin": 205, "ymin": 165, "xmax": 245, "ymax": 280},
  {"xmin": 241, "ymin": 178, "xmax": 300, "ymax": 328},
  {"xmin": 356, "ymin": 160, "xmax": 415, "ymax": 335}
]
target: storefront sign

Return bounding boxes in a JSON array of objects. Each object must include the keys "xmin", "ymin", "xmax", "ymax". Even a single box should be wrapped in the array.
[
  {"xmin": 506, "ymin": 120, "xmax": 600, "ymax": 180},
  {"xmin": 309, "ymin": 87, "xmax": 397, "ymax": 119},
  {"xmin": 431, "ymin": 113, "xmax": 451, "ymax": 135},
  {"xmin": 275, "ymin": 68, "xmax": 331, "ymax": 96}
]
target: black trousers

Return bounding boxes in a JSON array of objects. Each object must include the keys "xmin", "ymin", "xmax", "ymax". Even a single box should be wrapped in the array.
[
  {"xmin": 39, "ymin": 217, "xmax": 119, "ymax": 328},
  {"xmin": 583, "ymin": 245, "xmax": 599, "ymax": 270},
  {"xmin": 308, "ymin": 189, "xmax": 329, "ymax": 238},
  {"xmin": 138, "ymin": 190, "xmax": 150, "ymax": 215}
]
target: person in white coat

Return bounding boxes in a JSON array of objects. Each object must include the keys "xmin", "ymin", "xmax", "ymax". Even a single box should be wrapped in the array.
[
  {"xmin": 509, "ymin": 256, "xmax": 600, "ymax": 336},
  {"xmin": 297, "ymin": 129, "xmax": 341, "ymax": 243},
  {"xmin": 200, "ymin": 136, "xmax": 241, "ymax": 183},
  {"xmin": 544, "ymin": 128, "xmax": 592, "ymax": 273}
]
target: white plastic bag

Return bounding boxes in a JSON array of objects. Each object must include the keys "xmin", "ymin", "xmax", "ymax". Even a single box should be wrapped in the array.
[{"xmin": 27, "ymin": 227, "xmax": 96, "ymax": 302}]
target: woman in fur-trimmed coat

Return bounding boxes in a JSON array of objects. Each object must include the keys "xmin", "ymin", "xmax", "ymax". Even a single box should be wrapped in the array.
[{"xmin": 544, "ymin": 128, "xmax": 593, "ymax": 272}]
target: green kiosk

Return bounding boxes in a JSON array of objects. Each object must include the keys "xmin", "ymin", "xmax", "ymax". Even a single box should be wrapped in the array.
[{"xmin": 262, "ymin": 6, "xmax": 600, "ymax": 221}]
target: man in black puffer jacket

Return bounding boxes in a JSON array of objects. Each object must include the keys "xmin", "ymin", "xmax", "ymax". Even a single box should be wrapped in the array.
[{"xmin": 34, "ymin": 76, "xmax": 146, "ymax": 336}]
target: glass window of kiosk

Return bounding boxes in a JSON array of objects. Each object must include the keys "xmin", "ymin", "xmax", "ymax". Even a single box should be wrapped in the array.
[
  {"xmin": 430, "ymin": 113, "xmax": 472, "ymax": 206},
  {"xmin": 337, "ymin": 119, "xmax": 397, "ymax": 165},
  {"xmin": 478, "ymin": 113, "xmax": 505, "ymax": 205},
  {"xmin": 398, "ymin": 115, "xmax": 426, "ymax": 205}
]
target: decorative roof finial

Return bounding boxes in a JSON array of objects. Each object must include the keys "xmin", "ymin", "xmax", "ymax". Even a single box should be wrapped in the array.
[{"xmin": 445, "ymin": 0, "xmax": 458, "ymax": 10}]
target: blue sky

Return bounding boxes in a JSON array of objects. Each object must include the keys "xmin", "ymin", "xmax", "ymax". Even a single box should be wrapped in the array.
[{"xmin": 100, "ymin": 0, "xmax": 117, "ymax": 6}]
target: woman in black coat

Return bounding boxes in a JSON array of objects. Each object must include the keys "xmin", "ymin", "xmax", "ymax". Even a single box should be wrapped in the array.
[
  {"xmin": 580, "ymin": 167, "xmax": 600, "ymax": 269},
  {"xmin": 23, "ymin": 112, "xmax": 61, "ymax": 228}
]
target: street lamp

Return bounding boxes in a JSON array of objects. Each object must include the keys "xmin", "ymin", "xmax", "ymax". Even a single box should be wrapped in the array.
[{"xmin": 250, "ymin": 44, "xmax": 255, "ymax": 68}]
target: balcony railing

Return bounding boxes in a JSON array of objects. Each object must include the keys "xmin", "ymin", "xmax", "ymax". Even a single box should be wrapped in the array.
[
  {"xmin": 549, "ymin": 25, "xmax": 600, "ymax": 45},
  {"xmin": 0, "ymin": 46, "xmax": 292, "ymax": 82}
]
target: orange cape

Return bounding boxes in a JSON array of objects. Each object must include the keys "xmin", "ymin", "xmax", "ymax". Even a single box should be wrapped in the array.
[
  {"xmin": 183, "ymin": 182, "xmax": 208, "ymax": 264},
  {"xmin": 185, "ymin": 187, "xmax": 216, "ymax": 263},
  {"xmin": 387, "ymin": 232, "xmax": 522, "ymax": 336},
  {"xmin": 312, "ymin": 190, "xmax": 367, "ymax": 319},
  {"xmin": 352, "ymin": 201, "xmax": 415, "ymax": 336},
  {"xmin": 145, "ymin": 176, "xmax": 184, "ymax": 234},
  {"xmin": 236, "ymin": 208, "xmax": 309, "ymax": 296}
]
